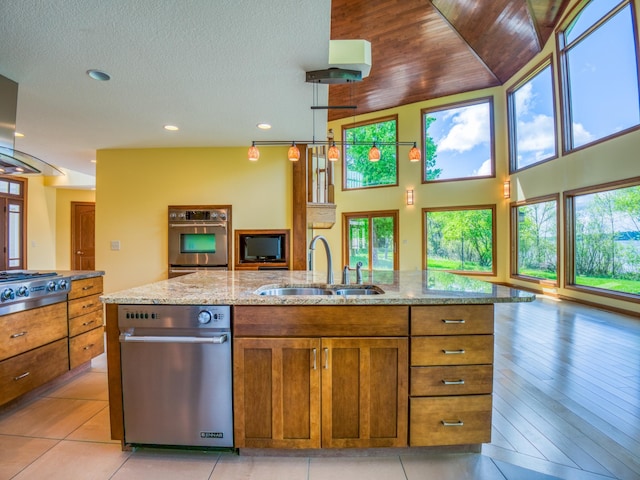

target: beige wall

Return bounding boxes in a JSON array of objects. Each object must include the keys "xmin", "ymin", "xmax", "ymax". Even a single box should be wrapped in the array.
[{"xmin": 95, "ymin": 146, "xmax": 291, "ymax": 293}]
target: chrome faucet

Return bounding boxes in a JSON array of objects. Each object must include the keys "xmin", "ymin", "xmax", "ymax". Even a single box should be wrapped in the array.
[
  {"xmin": 342, "ymin": 265, "xmax": 350, "ymax": 284},
  {"xmin": 355, "ymin": 261, "xmax": 363, "ymax": 284},
  {"xmin": 309, "ymin": 235, "xmax": 334, "ymax": 284}
]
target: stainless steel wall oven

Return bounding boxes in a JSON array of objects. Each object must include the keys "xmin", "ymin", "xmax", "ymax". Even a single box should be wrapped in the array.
[{"xmin": 168, "ymin": 206, "xmax": 230, "ymax": 277}]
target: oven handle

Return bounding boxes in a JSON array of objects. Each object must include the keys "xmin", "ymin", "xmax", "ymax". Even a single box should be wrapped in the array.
[
  {"xmin": 119, "ymin": 333, "xmax": 228, "ymax": 344},
  {"xmin": 169, "ymin": 223, "xmax": 227, "ymax": 229}
]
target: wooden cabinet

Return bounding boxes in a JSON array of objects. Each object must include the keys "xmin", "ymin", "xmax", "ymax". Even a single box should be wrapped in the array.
[
  {"xmin": 68, "ymin": 276, "xmax": 104, "ymax": 369},
  {"xmin": 409, "ymin": 305, "xmax": 494, "ymax": 446},
  {"xmin": 233, "ymin": 305, "xmax": 409, "ymax": 449},
  {"xmin": 0, "ymin": 303, "xmax": 69, "ymax": 406}
]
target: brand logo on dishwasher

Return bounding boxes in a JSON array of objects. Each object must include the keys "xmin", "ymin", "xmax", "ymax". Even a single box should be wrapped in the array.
[{"xmin": 200, "ymin": 432, "xmax": 224, "ymax": 438}]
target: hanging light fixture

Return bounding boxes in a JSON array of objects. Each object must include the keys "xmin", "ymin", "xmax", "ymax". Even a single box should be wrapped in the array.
[
  {"xmin": 327, "ymin": 142, "xmax": 340, "ymax": 161},
  {"xmin": 409, "ymin": 142, "xmax": 421, "ymax": 162},
  {"xmin": 247, "ymin": 142, "xmax": 260, "ymax": 162},
  {"xmin": 368, "ymin": 142, "xmax": 381, "ymax": 162},
  {"xmin": 287, "ymin": 142, "xmax": 300, "ymax": 162}
]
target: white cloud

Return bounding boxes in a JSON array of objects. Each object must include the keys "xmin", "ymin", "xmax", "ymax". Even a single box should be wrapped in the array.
[
  {"xmin": 572, "ymin": 122, "xmax": 593, "ymax": 145},
  {"xmin": 517, "ymin": 114, "xmax": 555, "ymax": 152},
  {"xmin": 437, "ymin": 104, "xmax": 490, "ymax": 153},
  {"xmin": 515, "ymin": 82, "xmax": 534, "ymax": 116},
  {"xmin": 473, "ymin": 158, "xmax": 492, "ymax": 176}
]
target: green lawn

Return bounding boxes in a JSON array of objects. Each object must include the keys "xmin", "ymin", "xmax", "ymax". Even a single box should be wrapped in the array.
[
  {"xmin": 427, "ymin": 257, "xmax": 492, "ymax": 272},
  {"xmin": 575, "ymin": 275, "xmax": 640, "ymax": 295}
]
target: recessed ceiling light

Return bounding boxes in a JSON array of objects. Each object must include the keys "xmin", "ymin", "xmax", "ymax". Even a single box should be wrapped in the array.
[
  {"xmin": 257, "ymin": 123, "xmax": 272, "ymax": 130},
  {"xmin": 14, "ymin": 132, "xmax": 24, "ymax": 137},
  {"xmin": 164, "ymin": 125, "xmax": 179, "ymax": 131},
  {"xmin": 87, "ymin": 69, "xmax": 111, "ymax": 81}
]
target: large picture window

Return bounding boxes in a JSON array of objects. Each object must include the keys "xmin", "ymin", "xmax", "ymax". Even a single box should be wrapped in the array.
[
  {"xmin": 0, "ymin": 176, "xmax": 26, "ymax": 270},
  {"xmin": 343, "ymin": 211, "xmax": 398, "ymax": 282},
  {"xmin": 507, "ymin": 59, "xmax": 557, "ymax": 171},
  {"xmin": 565, "ymin": 179, "xmax": 640, "ymax": 300},
  {"xmin": 421, "ymin": 98, "xmax": 494, "ymax": 182},
  {"xmin": 558, "ymin": 0, "xmax": 640, "ymax": 151},
  {"xmin": 342, "ymin": 116, "xmax": 398, "ymax": 190},
  {"xmin": 424, "ymin": 206, "xmax": 496, "ymax": 275},
  {"xmin": 511, "ymin": 196, "xmax": 559, "ymax": 284}
]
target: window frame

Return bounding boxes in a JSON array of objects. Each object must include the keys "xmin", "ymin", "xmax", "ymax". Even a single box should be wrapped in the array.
[
  {"xmin": 342, "ymin": 210, "xmax": 399, "ymax": 272},
  {"xmin": 564, "ymin": 176, "xmax": 640, "ymax": 303},
  {"xmin": 0, "ymin": 175, "xmax": 27, "ymax": 270},
  {"xmin": 422, "ymin": 204, "xmax": 497, "ymax": 276},
  {"xmin": 510, "ymin": 194, "xmax": 560, "ymax": 286},
  {"xmin": 557, "ymin": 0, "xmax": 640, "ymax": 154},
  {"xmin": 420, "ymin": 97, "xmax": 496, "ymax": 184},
  {"xmin": 507, "ymin": 55, "xmax": 559, "ymax": 173},
  {"xmin": 341, "ymin": 114, "xmax": 399, "ymax": 191}
]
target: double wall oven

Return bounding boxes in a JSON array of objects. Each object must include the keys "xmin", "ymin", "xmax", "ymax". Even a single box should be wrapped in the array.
[{"xmin": 168, "ymin": 206, "xmax": 230, "ymax": 278}]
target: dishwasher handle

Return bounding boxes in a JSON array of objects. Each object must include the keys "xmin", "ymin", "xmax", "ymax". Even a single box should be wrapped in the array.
[{"xmin": 119, "ymin": 333, "xmax": 228, "ymax": 344}]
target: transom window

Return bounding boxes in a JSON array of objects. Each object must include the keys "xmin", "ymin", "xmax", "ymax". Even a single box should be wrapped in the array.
[
  {"xmin": 558, "ymin": 0, "xmax": 640, "ymax": 151},
  {"xmin": 421, "ymin": 98, "xmax": 494, "ymax": 182},
  {"xmin": 342, "ymin": 116, "xmax": 398, "ymax": 190},
  {"xmin": 507, "ymin": 58, "xmax": 557, "ymax": 171}
]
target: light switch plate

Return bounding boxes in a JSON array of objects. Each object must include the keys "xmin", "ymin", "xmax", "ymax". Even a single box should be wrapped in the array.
[{"xmin": 110, "ymin": 240, "xmax": 121, "ymax": 251}]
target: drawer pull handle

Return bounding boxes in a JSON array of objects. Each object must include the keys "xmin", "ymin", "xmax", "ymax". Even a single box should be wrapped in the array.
[
  {"xmin": 442, "ymin": 319, "xmax": 465, "ymax": 324},
  {"xmin": 312, "ymin": 348, "xmax": 317, "ymax": 370},
  {"xmin": 443, "ymin": 349, "xmax": 465, "ymax": 355},
  {"xmin": 14, "ymin": 371, "xmax": 30, "ymax": 381},
  {"xmin": 83, "ymin": 343, "xmax": 95, "ymax": 350},
  {"xmin": 82, "ymin": 285, "xmax": 94, "ymax": 291},
  {"xmin": 10, "ymin": 331, "xmax": 27, "ymax": 338},
  {"xmin": 442, "ymin": 379, "xmax": 465, "ymax": 385},
  {"xmin": 441, "ymin": 420, "xmax": 464, "ymax": 427},
  {"xmin": 82, "ymin": 320, "xmax": 95, "ymax": 327},
  {"xmin": 324, "ymin": 348, "xmax": 329, "ymax": 369}
]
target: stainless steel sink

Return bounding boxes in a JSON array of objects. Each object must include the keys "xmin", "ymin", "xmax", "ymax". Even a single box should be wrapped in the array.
[
  {"xmin": 258, "ymin": 287, "xmax": 334, "ymax": 296},
  {"xmin": 333, "ymin": 286, "xmax": 384, "ymax": 295},
  {"xmin": 256, "ymin": 285, "xmax": 384, "ymax": 296}
]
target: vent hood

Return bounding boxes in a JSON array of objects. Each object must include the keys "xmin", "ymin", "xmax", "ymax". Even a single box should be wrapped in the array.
[{"xmin": 0, "ymin": 74, "xmax": 63, "ymax": 176}]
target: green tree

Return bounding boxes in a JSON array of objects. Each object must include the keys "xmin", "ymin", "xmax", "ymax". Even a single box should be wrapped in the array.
[
  {"xmin": 424, "ymin": 115, "xmax": 442, "ymax": 181},
  {"xmin": 345, "ymin": 120, "xmax": 397, "ymax": 187}
]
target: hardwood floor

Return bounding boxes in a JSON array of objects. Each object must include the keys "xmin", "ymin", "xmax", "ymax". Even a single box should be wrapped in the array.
[{"xmin": 485, "ymin": 296, "xmax": 640, "ymax": 480}]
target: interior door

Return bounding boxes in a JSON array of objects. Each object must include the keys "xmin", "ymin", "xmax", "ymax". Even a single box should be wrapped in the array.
[{"xmin": 71, "ymin": 202, "xmax": 95, "ymax": 270}]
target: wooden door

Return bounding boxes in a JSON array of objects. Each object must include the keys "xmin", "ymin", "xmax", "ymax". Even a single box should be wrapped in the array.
[
  {"xmin": 321, "ymin": 337, "xmax": 408, "ymax": 448},
  {"xmin": 71, "ymin": 202, "xmax": 95, "ymax": 270},
  {"xmin": 233, "ymin": 337, "xmax": 321, "ymax": 448}
]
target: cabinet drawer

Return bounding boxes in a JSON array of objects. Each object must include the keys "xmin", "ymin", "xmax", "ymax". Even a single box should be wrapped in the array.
[
  {"xmin": 69, "ymin": 327, "xmax": 104, "ymax": 369},
  {"xmin": 68, "ymin": 293, "xmax": 102, "ymax": 318},
  {"xmin": 411, "ymin": 335, "xmax": 493, "ymax": 366},
  {"xmin": 411, "ymin": 365, "xmax": 493, "ymax": 396},
  {"xmin": 69, "ymin": 276, "xmax": 103, "ymax": 300},
  {"xmin": 0, "ymin": 302, "xmax": 68, "ymax": 361},
  {"xmin": 411, "ymin": 305, "xmax": 493, "ymax": 335},
  {"xmin": 69, "ymin": 309, "xmax": 104, "ymax": 337},
  {"xmin": 410, "ymin": 395, "xmax": 492, "ymax": 446},
  {"xmin": 0, "ymin": 338, "xmax": 69, "ymax": 405}
]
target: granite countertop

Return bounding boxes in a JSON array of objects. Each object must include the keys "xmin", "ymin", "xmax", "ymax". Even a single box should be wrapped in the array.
[
  {"xmin": 65, "ymin": 270, "xmax": 105, "ymax": 280},
  {"xmin": 100, "ymin": 270, "xmax": 535, "ymax": 306}
]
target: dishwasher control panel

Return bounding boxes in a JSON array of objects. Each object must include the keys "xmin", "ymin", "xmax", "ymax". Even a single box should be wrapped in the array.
[{"xmin": 118, "ymin": 304, "xmax": 230, "ymax": 330}]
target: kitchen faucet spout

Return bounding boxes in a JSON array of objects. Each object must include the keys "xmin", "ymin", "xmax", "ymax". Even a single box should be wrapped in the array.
[{"xmin": 308, "ymin": 235, "xmax": 334, "ymax": 284}]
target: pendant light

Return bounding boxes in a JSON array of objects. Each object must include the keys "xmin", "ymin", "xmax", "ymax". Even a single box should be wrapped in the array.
[
  {"xmin": 327, "ymin": 142, "xmax": 340, "ymax": 161},
  {"xmin": 247, "ymin": 142, "xmax": 260, "ymax": 162},
  {"xmin": 368, "ymin": 142, "xmax": 381, "ymax": 162},
  {"xmin": 288, "ymin": 142, "xmax": 300, "ymax": 161},
  {"xmin": 409, "ymin": 142, "xmax": 421, "ymax": 162}
]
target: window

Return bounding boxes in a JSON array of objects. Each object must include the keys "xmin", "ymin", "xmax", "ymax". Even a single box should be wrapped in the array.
[
  {"xmin": 511, "ymin": 196, "xmax": 559, "ymax": 284},
  {"xmin": 421, "ymin": 98, "xmax": 494, "ymax": 182},
  {"xmin": 559, "ymin": 0, "xmax": 640, "ymax": 151},
  {"xmin": 342, "ymin": 116, "xmax": 398, "ymax": 190},
  {"xmin": 565, "ymin": 179, "xmax": 640, "ymax": 300},
  {"xmin": 343, "ymin": 211, "xmax": 398, "ymax": 280},
  {"xmin": 508, "ymin": 59, "xmax": 557, "ymax": 171},
  {"xmin": 0, "ymin": 176, "xmax": 26, "ymax": 270},
  {"xmin": 424, "ymin": 206, "xmax": 496, "ymax": 275}
]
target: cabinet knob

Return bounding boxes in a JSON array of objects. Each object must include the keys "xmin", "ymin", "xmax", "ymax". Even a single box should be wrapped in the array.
[{"xmin": 76, "ymin": 250, "xmax": 84, "ymax": 255}]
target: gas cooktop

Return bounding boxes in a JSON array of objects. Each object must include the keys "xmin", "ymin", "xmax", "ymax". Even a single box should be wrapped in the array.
[
  {"xmin": 0, "ymin": 271, "xmax": 71, "ymax": 315},
  {"xmin": 0, "ymin": 271, "xmax": 59, "ymax": 283}
]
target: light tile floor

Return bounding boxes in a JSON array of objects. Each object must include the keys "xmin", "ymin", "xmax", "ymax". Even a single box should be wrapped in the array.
[{"xmin": 0, "ymin": 349, "xmax": 561, "ymax": 480}]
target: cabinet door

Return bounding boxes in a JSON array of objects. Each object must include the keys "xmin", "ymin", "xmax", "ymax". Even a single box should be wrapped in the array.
[
  {"xmin": 233, "ymin": 337, "xmax": 321, "ymax": 448},
  {"xmin": 321, "ymin": 337, "xmax": 408, "ymax": 448}
]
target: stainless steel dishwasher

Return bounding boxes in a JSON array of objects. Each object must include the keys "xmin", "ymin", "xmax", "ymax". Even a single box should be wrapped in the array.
[{"xmin": 118, "ymin": 304, "xmax": 233, "ymax": 447}]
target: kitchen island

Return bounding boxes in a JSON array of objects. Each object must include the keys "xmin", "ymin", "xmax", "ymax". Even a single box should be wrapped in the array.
[{"xmin": 101, "ymin": 270, "xmax": 534, "ymax": 452}]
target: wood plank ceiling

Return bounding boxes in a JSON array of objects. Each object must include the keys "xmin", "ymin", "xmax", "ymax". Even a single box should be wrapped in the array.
[{"xmin": 328, "ymin": 0, "xmax": 571, "ymax": 121}]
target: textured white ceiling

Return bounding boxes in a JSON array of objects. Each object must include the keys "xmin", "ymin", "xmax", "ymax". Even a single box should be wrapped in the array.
[{"xmin": 0, "ymin": 0, "xmax": 331, "ymax": 175}]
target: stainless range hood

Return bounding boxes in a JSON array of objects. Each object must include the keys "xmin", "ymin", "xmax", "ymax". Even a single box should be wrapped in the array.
[{"xmin": 0, "ymin": 74, "xmax": 63, "ymax": 176}]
